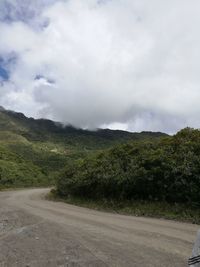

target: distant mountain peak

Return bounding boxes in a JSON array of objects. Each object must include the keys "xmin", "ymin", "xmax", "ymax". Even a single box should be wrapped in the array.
[{"xmin": 0, "ymin": 106, "xmax": 5, "ymax": 111}]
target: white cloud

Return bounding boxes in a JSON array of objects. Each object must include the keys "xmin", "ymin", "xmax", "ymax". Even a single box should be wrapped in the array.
[{"xmin": 0, "ymin": 0, "xmax": 200, "ymax": 133}]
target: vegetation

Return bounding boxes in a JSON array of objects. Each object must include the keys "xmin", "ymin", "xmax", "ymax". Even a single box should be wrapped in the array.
[
  {"xmin": 2, "ymin": 107, "xmax": 200, "ymax": 222},
  {"xmin": 57, "ymin": 128, "xmax": 200, "ymax": 209},
  {"xmin": 49, "ymin": 191, "xmax": 200, "ymax": 224},
  {"xmin": 0, "ymin": 107, "xmax": 164, "ymax": 188}
]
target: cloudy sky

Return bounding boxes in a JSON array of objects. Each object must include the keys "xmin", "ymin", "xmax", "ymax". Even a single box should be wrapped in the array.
[{"xmin": 0, "ymin": 0, "xmax": 199, "ymax": 133}]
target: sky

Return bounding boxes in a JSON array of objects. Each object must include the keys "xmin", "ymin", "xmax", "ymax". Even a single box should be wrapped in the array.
[{"xmin": 0, "ymin": 0, "xmax": 200, "ymax": 133}]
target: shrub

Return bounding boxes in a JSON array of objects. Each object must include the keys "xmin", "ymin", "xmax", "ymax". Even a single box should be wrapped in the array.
[{"xmin": 57, "ymin": 128, "xmax": 200, "ymax": 206}]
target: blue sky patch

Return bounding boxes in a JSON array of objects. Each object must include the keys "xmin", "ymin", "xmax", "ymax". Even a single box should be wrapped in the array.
[
  {"xmin": 0, "ymin": 65, "xmax": 9, "ymax": 80},
  {"xmin": 0, "ymin": 53, "xmax": 18, "ymax": 81}
]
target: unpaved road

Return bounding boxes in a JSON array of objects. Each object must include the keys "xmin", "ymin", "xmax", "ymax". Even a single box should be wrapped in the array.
[{"xmin": 0, "ymin": 189, "xmax": 198, "ymax": 267}]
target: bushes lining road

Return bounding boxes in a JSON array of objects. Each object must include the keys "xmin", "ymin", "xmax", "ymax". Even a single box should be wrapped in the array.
[{"xmin": 57, "ymin": 128, "xmax": 200, "ymax": 207}]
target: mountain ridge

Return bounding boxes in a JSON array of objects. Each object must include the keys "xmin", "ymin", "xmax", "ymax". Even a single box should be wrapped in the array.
[
  {"xmin": 0, "ymin": 107, "xmax": 168, "ymax": 189},
  {"xmin": 0, "ymin": 107, "xmax": 168, "ymax": 145}
]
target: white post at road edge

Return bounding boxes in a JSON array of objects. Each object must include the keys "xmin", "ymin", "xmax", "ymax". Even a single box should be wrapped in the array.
[{"xmin": 189, "ymin": 230, "xmax": 200, "ymax": 266}]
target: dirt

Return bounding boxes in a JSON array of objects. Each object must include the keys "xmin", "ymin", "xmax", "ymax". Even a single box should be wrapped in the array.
[{"xmin": 0, "ymin": 188, "xmax": 198, "ymax": 266}]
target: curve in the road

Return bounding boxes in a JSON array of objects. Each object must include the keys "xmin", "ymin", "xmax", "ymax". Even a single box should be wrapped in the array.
[{"xmin": 0, "ymin": 188, "xmax": 198, "ymax": 267}]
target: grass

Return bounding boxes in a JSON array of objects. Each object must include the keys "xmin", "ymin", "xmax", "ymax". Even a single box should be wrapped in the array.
[{"xmin": 47, "ymin": 189, "xmax": 200, "ymax": 224}]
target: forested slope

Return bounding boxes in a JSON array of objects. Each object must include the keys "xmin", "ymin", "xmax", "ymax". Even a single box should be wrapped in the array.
[
  {"xmin": 0, "ymin": 107, "xmax": 166, "ymax": 188},
  {"xmin": 57, "ymin": 128, "xmax": 200, "ymax": 206}
]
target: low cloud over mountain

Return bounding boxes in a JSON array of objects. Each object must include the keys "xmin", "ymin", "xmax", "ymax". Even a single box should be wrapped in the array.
[{"xmin": 0, "ymin": 0, "xmax": 200, "ymax": 133}]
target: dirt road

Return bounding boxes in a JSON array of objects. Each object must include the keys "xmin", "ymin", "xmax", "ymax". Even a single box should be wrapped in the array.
[{"xmin": 0, "ymin": 188, "xmax": 198, "ymax": 266}]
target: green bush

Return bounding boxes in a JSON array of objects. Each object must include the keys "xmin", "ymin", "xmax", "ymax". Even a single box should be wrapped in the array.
[{"xmin": 57, "ymin": 128, "xmax": 200, "ymax": 206}]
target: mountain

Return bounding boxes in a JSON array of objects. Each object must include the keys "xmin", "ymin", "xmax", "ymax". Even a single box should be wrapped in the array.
[
  {"xmin": 0, "ymin": 107, "xmax": 167, "ymax": 189},
  {"xmin": 0, "ymin": 107, "xmax": 167, "ymax": 147}
]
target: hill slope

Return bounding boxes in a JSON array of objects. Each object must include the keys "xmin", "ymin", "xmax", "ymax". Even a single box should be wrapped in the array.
[
  {"xmin": 0, "ymin": 107, "xmax": 167, "ymax": 188},
  {"xmin": 57, "ymin": 128, "xmax": 200, "ymax": 207},
  {"xmin": 0, "ymin": 107, "xmax": 167, "ymax": 148}
]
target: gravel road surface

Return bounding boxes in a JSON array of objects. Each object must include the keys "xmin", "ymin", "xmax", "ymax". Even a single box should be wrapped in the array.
[{"xmin": 0, "ymin": 188, "xmax": 198, "ymax": 266}]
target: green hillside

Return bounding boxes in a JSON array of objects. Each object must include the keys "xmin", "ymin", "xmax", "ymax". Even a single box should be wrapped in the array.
[
  {"xmin": 0, "ymin": 107, "xmax": 166, "ymax": 189},
  {"xmin": 57, "ymin": 128, "xmax": 200, "ymax": 207},
  {"xmin": 0, "ymin": 107, "xmax": 166, "ymax": 148}
]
